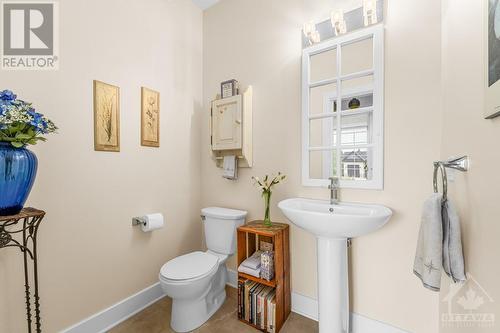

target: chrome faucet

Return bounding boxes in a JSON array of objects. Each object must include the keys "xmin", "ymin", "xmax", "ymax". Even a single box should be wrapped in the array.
[{"xmin": 328, "ymin": 177, "xmax": 339, "ymax": 205}]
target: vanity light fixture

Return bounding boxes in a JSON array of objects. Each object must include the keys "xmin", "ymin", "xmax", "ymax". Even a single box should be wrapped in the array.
[
  {"xmin": 330, "ymin": 9, "xmax": 347, "ymax": 36},
  {"xmin": 303, "ymin": 21, "xmax": 321, "ymax": 45},
  {"xmin": 363, "ymin": 0, "xmax": 378, "ymax": 26}
]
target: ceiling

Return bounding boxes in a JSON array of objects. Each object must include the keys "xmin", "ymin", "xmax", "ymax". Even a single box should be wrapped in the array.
[{"xmin": 191, "ymin": 0, "xmax": 220, "ymax": 10}]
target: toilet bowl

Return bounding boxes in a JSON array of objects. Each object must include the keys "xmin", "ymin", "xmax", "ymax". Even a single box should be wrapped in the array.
[{"xmin": 159, "ymin": 207, "xmax": 247, "ymax": 332}]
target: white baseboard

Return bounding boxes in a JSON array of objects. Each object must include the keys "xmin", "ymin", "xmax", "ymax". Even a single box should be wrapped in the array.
[
  {"xmin": 59, "ymin": 277, "xmax": 409, "ymax": 333},
  {"xmin": 291, "ymin": 292, "xmax": 411, "ymax": 333},
  {"xmin": 61, "ymin": 272, "xmax": 238, "ymax": 333},
  {"xmin": 60, "ymin": 283, "xmax": 166, "ymax": 333},
  {"xmin": 291, "ymin": 292, "xmax": 319, "ymax": 321},
  {"xmin": 350, "ymin": 313, "xmax": 411, "ymax": 333},
  {"xmin": 226, "ymin": 268, "xmax": 238, "ymax": 288}
]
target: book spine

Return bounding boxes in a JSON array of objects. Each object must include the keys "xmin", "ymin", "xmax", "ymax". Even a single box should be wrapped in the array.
[
  {"xmin": 264, "ymin": 295, "xmax": 268, "ymax": 332},
  {"xmin": 244, "ymin": 282, "xmax": 249, "ymax": 322},
  {"xmin": 270, "ymin": 301, "xmax": 273, "ymax": 333},
  {"xmin": 250, "ymin": 286, "xmax": 253, "ymax": 323},
  {"xmin": 237, "ymin": 279, "xmax": 242, "ymax": 319},
  {"xmin": 272, "ymin": 301, "xmax": 276, "ymax": 333},
  {"xmin": 255, "ymin": 294, "xmax": 260, "ymax": 326},
  {"xmin": 252, "ymin": 288, "xmax": 256, "ymax": 324},
  {"xmin": 259, "ymin": 295, "xmax": 264, "ymax": 328},
  {"xmin": 257, "ymin": 292, "xmax": 262, "ymax": 327},
  {"xmin": 263, "ymin": 291, "xmax": 267, "ymax": 329}
]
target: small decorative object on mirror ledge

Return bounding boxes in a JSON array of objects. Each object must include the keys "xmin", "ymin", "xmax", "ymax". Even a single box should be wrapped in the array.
[
  {"xmin": 261, "ymin": 250, "xmax": 275, "ymax": 281},
  {"xmin": 220, "ymin": 79, "xmax": 239, "ymax": 99},
  {"xmin": 251, "ymin": 172, "xmax": 287, "ymax": 227},
  {"xmin": 348, "ymin": 97, "xmax": 361, "ymax": 109}
]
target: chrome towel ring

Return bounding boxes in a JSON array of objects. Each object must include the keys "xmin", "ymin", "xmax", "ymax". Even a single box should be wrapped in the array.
[
  {"xmin": 433, "ymin": 156, "xmax": 469, "ymax": 203},
  {"xmin": 433, "ymin": 162, "xmax": 448, "ymax": 202}
]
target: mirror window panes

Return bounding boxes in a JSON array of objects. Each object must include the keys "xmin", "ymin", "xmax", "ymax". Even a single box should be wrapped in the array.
[
  {"xmin": 309, "ymin": 150, "xmax": 338, "ymax": 179},
  {"xmin": 340, "ymin": 112, "xmax": 372, "ymax": 146},
  {"xmin": 341, "ymin": 148, "xmax": 372, "ymax": 181},
  {"xmin": 341, "ymin": 38, "xmax": 373, "ymax": 75},
  {"xmin": 309, "ymin": 116, "xmax": 337, "ymax": 147},
  {"xmin": 310, "ymin": 48, "xmax": 337, "ymax": 82},
  {"xmin": 309, "ymin": 83, "xmax": 337, "ymax": 115},
  {"xmin": 302, "ymin": 25, "xmax": 384, "ymax": 189},
  {"xmin": 341, "ymin": 75, "xmax": 373, "ymax": 96}
]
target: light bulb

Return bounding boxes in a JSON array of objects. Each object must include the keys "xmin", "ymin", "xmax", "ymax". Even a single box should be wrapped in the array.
[
  {"xmin": 363, "ymin": 0, "xmax": 378, "ymax": 26},
  {"xmin": 310, "ymin": 30, "xmax": 321, "ymax": 44},
  {"xmin": 303, "ymin": 22, "xmax": 315, "ymax": 37},
  {"xmin": 331, "ymin": 9, "xmax": 347, "ymax": 36}
]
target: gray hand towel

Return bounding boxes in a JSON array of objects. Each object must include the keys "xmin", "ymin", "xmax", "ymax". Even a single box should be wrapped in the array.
[
  {"xmin": 222, "ymin": 155, "xmax": 238, "ymax": 180},
  {"xmin": 413, "ymin": 194, "xmax": 467, "ymax": 291},
  {"xmin": 442, "ymin": 199, "xmax": 466, "ymax": 282},
  {"xmin": 413, "ymin": 193, "xmax": 443, "ymax": 291}
]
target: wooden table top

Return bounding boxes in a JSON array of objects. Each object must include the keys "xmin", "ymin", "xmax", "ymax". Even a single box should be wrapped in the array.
[
  {"xmin": 238, "ymin": 220, "xmax": 289, "ymax": 236},
  {"xmin": 0, "ymin": 208, "xmax": 46, "ymax": 222}
]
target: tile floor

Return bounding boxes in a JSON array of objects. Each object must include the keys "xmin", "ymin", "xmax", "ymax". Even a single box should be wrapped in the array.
[{"xmin": 109, "ymin": 287, "xmax": 318, "ymax": 333}]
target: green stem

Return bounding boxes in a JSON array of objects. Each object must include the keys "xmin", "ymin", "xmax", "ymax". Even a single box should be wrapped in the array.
[{"xmin": 263, "ymin": 190, "xmax": 272, "ymax": 227}]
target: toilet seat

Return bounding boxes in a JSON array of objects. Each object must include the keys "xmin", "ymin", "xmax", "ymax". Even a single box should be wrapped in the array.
[{"xmin": 160, "ymin": 251, "xmax": 218, "ymax": 282}]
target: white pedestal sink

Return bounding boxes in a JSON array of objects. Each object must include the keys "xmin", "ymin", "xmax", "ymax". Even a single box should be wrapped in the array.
[{"xmin": 278, "ymin": 198, "xmax": 392, "ymax": 333}]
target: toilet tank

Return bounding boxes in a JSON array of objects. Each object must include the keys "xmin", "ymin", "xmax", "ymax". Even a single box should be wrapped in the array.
[{"xmin": 201, "ymin": 207, "xmax": 247, "ymax": 255}]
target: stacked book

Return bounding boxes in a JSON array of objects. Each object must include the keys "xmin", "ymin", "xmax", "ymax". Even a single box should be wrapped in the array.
[
  {"xmin": 237, "ymin": 278, "xmax": 276, "ymax": 333},
  {"xmin": 237, "ymin": 250, "xmax": 262, "ymax": 278}
]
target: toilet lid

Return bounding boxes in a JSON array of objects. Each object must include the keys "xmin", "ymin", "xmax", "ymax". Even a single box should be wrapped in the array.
[{"xmin": 160, "ymin": 251, "xmax": 218, "ymax": 281}]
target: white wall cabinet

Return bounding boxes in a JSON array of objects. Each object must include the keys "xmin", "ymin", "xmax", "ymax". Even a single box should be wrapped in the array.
[
  {"xmin": 211, "ymin": 95, "xmax": 242, "ymax": 150},
  {"xmin": 210, "ymin": 86, "xmax": 253, "ymax": 168}
]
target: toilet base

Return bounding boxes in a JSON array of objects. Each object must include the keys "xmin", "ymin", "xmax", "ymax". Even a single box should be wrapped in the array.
[
  {"xmin": 170, "ymin": 265, "xmax": 228, "ymax": 332},
  {"xmin": 171, "ymin": 290, "xmax": 225, "ymax": 332}
]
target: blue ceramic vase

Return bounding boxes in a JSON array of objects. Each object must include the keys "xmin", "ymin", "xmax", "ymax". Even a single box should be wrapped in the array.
[{"xmin": 0, "ymin": 142, "xmax": 38, "ymax": 216}]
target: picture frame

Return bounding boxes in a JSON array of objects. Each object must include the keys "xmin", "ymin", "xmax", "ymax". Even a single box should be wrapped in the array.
[
  {"xmin": 141, "ymin": 87, "xmax": 160, "ymax": 147},
  {"xmin": 93, "ymin": 80, "xmax": 120, "ymax": 152},
  {"xmin": 221, "ymin": 79, "xmax": 238, "ymax": 99},
  {"xmin": 485, "ymin": 0, "xmax": 500, "ymax": 119}
]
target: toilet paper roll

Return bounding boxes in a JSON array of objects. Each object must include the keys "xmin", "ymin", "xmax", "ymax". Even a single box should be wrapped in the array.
[{"xmin": 141, "ymin": 213, "xmax": 164, "ymax": 232}]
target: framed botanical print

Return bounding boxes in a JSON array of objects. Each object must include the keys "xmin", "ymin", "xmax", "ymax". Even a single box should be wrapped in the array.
[
  {"xmin": 486, "ymin": 0, "xmax": 500, "ymax": 118},
  {"xmin": 93, "ymin": 80, "xmax": 120, "ymax": 152},
  {"xmin": 141, "ymin": 87, "xmax": 160, "ymax": 147}
]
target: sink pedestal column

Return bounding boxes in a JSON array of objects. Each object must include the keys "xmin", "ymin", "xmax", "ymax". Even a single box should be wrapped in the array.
[{"xmin": 317, "ymin": 237, "xmax": 349, "ymax": 333}]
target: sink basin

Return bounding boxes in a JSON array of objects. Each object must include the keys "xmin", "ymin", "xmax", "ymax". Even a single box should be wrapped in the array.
[
  {"xmin": 278, "ymin": 198, "xmax": 392, "ymax": 333},
  {"xmin": 278, "ymin": 198, "xmax": 392, "ymax": 238}
]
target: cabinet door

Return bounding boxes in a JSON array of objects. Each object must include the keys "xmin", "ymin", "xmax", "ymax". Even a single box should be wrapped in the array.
[{"xmin": 212, "ymin": 95, "xmax": 242, "ymax": 150}]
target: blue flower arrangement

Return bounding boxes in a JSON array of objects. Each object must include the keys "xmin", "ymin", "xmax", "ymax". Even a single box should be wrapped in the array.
[{"xmin": 0, "ymin": 90, "xmax": 57, "ymax": 147}]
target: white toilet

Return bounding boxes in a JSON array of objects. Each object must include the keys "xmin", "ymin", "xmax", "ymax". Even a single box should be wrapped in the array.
[{"xmin": 159, "ymin": 207, "xmax": 247, "ymax": 332}]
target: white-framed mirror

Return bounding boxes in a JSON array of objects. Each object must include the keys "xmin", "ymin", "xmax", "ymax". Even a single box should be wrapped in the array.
[{"xmin": 302, "ymin": 24, "xmax": 384, "ymax": 189}]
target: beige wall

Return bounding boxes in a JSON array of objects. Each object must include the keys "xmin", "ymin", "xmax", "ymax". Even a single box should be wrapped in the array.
[
  {"xmin": 440, "ymin": 0, "xmax": 500, "ymax": 332},
  {"xmin": 0, "ymin": 0, "xmax": 203, "ymax": 332},
  {"xmin": 202, "ymin": 0, "xmax": 441, "ymax": 332}
]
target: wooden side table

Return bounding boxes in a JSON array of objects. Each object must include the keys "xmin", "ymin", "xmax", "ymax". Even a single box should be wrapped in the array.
[
  {"xmin": 237, "ymin": 221, "xmax": 291, "ymax": 333},
  {"xmin": 0, "ymin": 208, "xmax": 46, "ymax": 333}
]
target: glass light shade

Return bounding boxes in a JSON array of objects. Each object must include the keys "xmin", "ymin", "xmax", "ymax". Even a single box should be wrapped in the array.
[
  {"xmin": 303, "ymin": 22, "xmax": 315, "ymax": 37},
  {"xmin": 331, "ymin": 9, "xmax": 347, "ymax": 36},
  {"xmin": 330, "ymin": 9, "xmax": 344, "ymax": 24},
  {"xmin": 363, "ymin": 0, "xmax": 378, "ymax": 26},
  {"xmin": 310, "ymin": 30, "xmax": 321, "ymax": 44}
]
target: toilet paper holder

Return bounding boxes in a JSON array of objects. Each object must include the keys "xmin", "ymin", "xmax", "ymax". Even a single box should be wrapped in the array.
[{"xmin": 132, "ymin": 217, "xmax": 147, "ymax": 226}]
